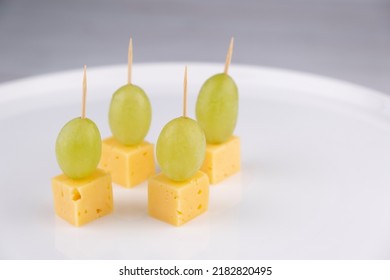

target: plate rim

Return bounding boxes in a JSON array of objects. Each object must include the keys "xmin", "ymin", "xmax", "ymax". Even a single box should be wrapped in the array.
[{"xmin": 0, "ymin": 62, "xmax": 389, "ymax": 113}]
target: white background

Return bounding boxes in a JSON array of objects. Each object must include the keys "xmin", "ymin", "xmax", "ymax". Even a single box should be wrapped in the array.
[
  {"xmin": 1, "ymin": 64, "xmax": 390, "ymax": 260},
  {"xmin": 1, "ymin": 260, "xmax": 390, "ymax": 280}
]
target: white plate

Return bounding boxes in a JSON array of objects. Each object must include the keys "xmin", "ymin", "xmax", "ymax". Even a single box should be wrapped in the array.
[{"xmin": 1, "ymin": 63, "xmax": 390, "ymax": 259}]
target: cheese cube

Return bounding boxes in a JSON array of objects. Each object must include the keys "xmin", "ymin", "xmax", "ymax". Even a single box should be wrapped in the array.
[
  {"xmin": 99, "ymin": 137, "xmax": 155, "ymax": 188},
  {"xmin": 51, "ymin": 169, "xmax": 113, "ymax": 226},
  {"xmin": 148, "ymin": 171, "xmax": 209, "ymax": 226},
  {"xmin": 200, "ymin": 135, "xmax": 241, "ymax": 184}
]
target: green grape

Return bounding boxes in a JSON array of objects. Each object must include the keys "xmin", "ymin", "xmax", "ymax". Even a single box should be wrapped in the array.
[
  {"xmin": 196, "ymin": 73, "xmax": 238, "ymax": 144},
  {"xmin": 56, "ymin": 117, "xmax": 102, "ymax": 179},
  {"xmin": 156, "ymin": 117, "xmax": 206, "ymax": 181},
  {"xmin": 109, "ymin": 84, "xmax": 152, "ymax": 145}
]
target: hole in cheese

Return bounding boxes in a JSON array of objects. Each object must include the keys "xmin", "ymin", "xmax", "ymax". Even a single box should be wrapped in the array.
[
  {"xmin": 72, "ymin": 190, "xmax": 81, "ymax": 201},
  {"xmin": 96, "ymin": 209, "xmax": 102, "ymax": 214},
  {"xmin": 197, "ymin": 204, "xmax": 202, "ymax": 210}
]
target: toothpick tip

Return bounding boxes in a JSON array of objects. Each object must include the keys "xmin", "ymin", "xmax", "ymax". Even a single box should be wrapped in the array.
[
  {"xmin": 128, "ymin": 37, "xmax": 133, "ymax": 85},
  {"xmin": 224, "ymin": 37, "xmax": 234, "ymax": 74},
  {"xmin": 82, "ymin": 65, "xmax": 87, "ymax": 119},
  {"xmin": 183, "ymin": 66, "xmax": 188, "ymax": 118}
]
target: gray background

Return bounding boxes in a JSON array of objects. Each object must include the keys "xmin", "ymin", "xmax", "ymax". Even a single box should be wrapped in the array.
[{"xmin": 0, "ymin": 0, "xmax": 389, "ymax": 93}]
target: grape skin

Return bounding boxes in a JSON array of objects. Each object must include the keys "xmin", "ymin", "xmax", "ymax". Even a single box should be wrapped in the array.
[
  {"xmin": 196, "ymin": 73, "xmax": 238, "ymax": 144},
  {"xmin": 55, "ymin": 117, "xmax": 102, "ymax": 179},
  {"xmin": 109, "ymin": 84, "xmax": 152, "ymax": 146},
  {"xmin": 156, "ymin": 117, "xmax": 206, "ymax": 181}
]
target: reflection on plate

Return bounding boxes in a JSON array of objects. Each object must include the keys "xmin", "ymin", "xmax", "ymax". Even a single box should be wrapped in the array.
[{"xmin": 1, "ymin": 63, "xmax": 390, "ymax": 259}]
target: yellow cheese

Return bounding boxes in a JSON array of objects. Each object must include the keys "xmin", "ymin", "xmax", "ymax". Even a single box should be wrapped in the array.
[
  {"xmin": 200, "ymin": 135, "xmax": 241, "ymax": 184},
  {"xmin": 148, "ymin": 171, "xmax": 209, "ymax": 226},
  {"xmin": 51, "ymin": 169, "xmax": 113, "ymax": 226},
  {"xmin": 99, "ymin": 137, "xmax": 155, "ymax": 188}
]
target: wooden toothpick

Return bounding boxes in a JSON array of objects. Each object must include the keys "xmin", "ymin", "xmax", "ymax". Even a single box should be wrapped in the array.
[
  {"xmin": 82, "ymin": 65, "xmax": 87, "ymax": 119},
  {"xmin": 128, "ymin": 37, "xmax": 133, "ymax": 85},
  {"xmin": 183, "ymin": 66, "xmax": 188, "ymax": 118},
  {"xmin": 224, "ymin": 37, "xmax": 234, "ymax": 74}
]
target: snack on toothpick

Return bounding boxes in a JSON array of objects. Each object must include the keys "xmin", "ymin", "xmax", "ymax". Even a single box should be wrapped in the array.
[
  {"xmin": 55, "ymin": 65, "xmax": 102, "ymax": 179},
  {"xmin": 156, "ymin": 67, "xmax": 206, "ymax": 181},
  {"xmin": 196, "ymin": 38, "xmax": 241, "ymax": 184},
  {"xmin": 52, "ymin": 66, "xmax": 113, "ymax": 226},
  {"xmin": 109, "ymin": 38, "xmax": 152, "ymax": 145},
  {"xmin": 196, "ymin": 37, "xmax": 238, "ymax": 144},
  {"xmin": 148, "ymin": 67, "xmax": 209, "ymax": 226},
  {"xmin": 100, "ymin": 38, "xmax": 155, "ymax": 188}
]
